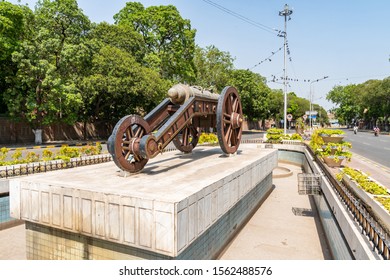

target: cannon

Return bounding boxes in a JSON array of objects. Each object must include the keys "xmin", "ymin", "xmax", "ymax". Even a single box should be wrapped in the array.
[{"xmin": 107, "ymin": 84, "xmax": 243, "ymax": 173}]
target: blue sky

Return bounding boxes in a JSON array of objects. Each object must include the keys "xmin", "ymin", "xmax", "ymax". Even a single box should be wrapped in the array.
[{"xmin": 8, "ymin": 0, "xmax": 390, "ymax": 110}]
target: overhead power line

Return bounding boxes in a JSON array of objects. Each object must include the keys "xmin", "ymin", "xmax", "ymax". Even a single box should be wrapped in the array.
[{"xmin": 202, "ymin": 0, "xmax": 280, "ymax": 36}]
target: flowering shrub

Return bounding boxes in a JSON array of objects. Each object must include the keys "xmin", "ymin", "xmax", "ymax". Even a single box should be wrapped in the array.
[
  {"xmin": 198, "ymin": 133, "xmax": 218, "ymax": 144},
  {"xmin": 337, "ymin": 167, "xmax": 388, "ymax": 195},
  {"xmin": 0, "ymin": 142, "xmax": 103, "ymax": 166},
  {"xmin": 266, "ymin": 128, "xmax": 284, "ymax": 143},
  {"xmin": 0, "ymin": 147, "xmax": 10, "ymax": 161}
]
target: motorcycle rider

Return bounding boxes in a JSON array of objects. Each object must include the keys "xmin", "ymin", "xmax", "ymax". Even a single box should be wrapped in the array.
[
  {"xmin": 353, "ymin": 124, "xmax": 358, "ymax": 134},
  {"xmin": 374, "ymin": 126, "xmax": 380, "ymax": 136}
]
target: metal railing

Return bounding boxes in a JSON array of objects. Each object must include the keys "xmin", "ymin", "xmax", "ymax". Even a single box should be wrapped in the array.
[
  {"xmin": 308, "ymin": 144, "xmax": 390, "ymax": 260},
  {"xmin": 0, "ymin": 154, "xmax": 112, "ymax": 179},
  {"xmin": 344, "ymin": 185, "xmax": 390, "ymax": 259}
]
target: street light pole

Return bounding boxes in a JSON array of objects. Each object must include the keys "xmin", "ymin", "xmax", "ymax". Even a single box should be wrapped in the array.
[
  {"xmin": 279, "ymin": 4, "xmax": 292, "ymax": 135},
  {"xmin": 309, "ymin": 76, "xmax": 328, "ymax": 129}
]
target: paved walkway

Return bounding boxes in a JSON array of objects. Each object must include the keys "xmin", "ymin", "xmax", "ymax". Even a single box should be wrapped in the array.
[
  {"xmin": 0, "ymin": 223, "xmax": 26, "ymax": 260},
  {"xmin": 219, "ymin": 162, "xmax": 332, "ymax": 260}
]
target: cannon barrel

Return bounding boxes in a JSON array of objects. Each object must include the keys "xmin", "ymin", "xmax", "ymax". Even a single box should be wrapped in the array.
[{"xmin": 167, "ymin": 84, "xmax": 219, "ymax": 105}]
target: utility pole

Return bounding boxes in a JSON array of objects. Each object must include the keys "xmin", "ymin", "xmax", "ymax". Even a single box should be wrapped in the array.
[{"xmin": 279, "ymin": 4, "xmax": 292, "ymax": 135}]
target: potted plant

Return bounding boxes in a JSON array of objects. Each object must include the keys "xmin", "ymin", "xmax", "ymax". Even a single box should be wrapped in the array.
[
  {"xmin": 316, "ymin": 128, "xmax": 345, "ymax": 143},
  {"xmin": 310, "ymin": 129, "xmax": 352, "ymax": 167},
  {"xmin": 321, "ymin": 141, "xmax": 352, "ymax": 155},
  {"xmin": 319, "ymin": 148, "xmax": 352, "ymax": 167}
]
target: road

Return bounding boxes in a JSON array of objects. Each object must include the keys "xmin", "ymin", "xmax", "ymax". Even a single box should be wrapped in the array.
[{"xmin": 343, "ymin": 129, "xmax": 390, "ymax": 169}]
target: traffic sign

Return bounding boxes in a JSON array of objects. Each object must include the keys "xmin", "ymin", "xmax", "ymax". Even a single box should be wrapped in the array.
[
  {"xmin": 305, "ymin": 110, "xmax": 318, "ymax": 116},
  {"xmin": 287, "ymin": 114, "xmax": 293, "ymax": 121}
]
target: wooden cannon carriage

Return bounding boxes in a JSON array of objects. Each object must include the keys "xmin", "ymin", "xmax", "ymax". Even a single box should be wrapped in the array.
[{"xmin": 107, "ymin": 84, "xmax": 243, "ymax": 173}]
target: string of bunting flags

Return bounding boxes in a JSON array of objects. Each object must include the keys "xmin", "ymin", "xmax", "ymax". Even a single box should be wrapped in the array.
[
  {"xmin": 267, "ymin": 75, "xmax": 327, "ymax": 83},
  {"xmin": 250, "ymin": 46, "xmax": 283, "ymax": 69},
  {"xmin": 249, "ymin": 40, "xmax": 292, "ymax": 70}
]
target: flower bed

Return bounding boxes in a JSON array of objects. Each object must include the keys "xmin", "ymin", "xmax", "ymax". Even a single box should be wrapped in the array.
[
  {"xmin": 266, "ymin": 128, "xmax": 303, "ymax": 143},
  {"xmin": 338, "ymin": 167, "xmax": 390, "ymax": 228},
  {"xmin": 0, "ymin": 143, "xmax": 103, "ymax": 167},
  {"xmin": 0, "ymin": 154, "xmax": 112, "ymax": 179}
]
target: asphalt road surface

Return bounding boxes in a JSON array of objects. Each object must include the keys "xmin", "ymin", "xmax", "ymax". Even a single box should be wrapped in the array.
[{"xmin": 343, "ymin": 129, "xmax": 390, "ymax": 169}]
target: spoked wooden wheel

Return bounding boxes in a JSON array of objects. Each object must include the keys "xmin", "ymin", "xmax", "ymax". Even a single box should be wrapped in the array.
[
  {"xmin": 107, "ymin": 115, "xmax": 150, "ymax": 173},
  {"xmin": 216, "ymin": 86, "xmax": 243, "ymax": 154},
  {"xmin": 172, "ymin": 124, "xmax": 199, "ymax": 153}
]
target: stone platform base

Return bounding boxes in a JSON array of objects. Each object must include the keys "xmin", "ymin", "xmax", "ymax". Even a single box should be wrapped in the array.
[{"xmin": 10, "ymin": 144, "xmax": 277, "ymax": 259}]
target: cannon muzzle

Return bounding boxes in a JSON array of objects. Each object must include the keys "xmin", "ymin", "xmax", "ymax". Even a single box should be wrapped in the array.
[{"xmin": 167, "ymin": 84, "xmax": 219, "ymax": 105}]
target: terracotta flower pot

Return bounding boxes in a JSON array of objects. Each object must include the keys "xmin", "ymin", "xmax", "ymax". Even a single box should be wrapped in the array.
[
  {"xmin": 320, "ymin": 135, "xmax": 344, "ymax": 143},
  {"xmin": 322, "ymin": 156, "xmax": 344, "ymax": 167}
]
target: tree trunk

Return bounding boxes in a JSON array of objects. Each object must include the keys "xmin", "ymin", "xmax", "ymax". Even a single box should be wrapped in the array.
[{"xmin": 83, "ymin": 121, "xmax": 88, "ymax": 140}]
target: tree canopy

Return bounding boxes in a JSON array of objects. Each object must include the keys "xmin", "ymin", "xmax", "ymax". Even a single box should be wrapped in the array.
[
  {"xmin": 0, "ymin": 0, "xmax": 328, "ymax": 132},
  {"xmin": 327, "ymin": 78, "xmax": 390, "ymax": 129},
  {"xmin": 0, "ymin": 1, "xmax": 32, "ymax": 114},
  {"xmin": 193, "ymin": 45, "xmax": 234, "ymax": 92},
  {"xmin": 114, "ymin": 2, "xmax": 196, "ymax": 83}
]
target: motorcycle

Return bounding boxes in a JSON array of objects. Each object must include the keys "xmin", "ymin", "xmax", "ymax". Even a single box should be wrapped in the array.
[
  {"xmin": 353, "ymin": 126, "xmax": 358, "ymax": 134},
  {"xmin": 374, "ymin": 127, "xmax": 379, "ymax": 136}
]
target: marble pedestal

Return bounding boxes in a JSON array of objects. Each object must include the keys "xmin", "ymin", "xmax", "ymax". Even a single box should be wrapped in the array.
[{"xmin": 10, "ymin": 144, "xmax": 277, "ymax": 259}]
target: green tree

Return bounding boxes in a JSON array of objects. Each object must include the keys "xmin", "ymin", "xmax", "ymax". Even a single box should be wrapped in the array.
[
  {"xmin": 88, "ymin": 21, "xmax": 145, "ymax": 63},
  {"xmin": 267, "ymin": 89, "xmax": 284, "ymax": 124},
  {"xmin": 358, "ymin": 79, "xmax": 389, "ymax": 128},
  {"xmin": 228, "ymin": 69, "xmax": 271, "ymax": 122},
  {"xmin": 286, "ymin": 92, "xmax": 299, "ymax": 115},
  {"xmin": 114, "ymin": 2, "xmax": 196, "ymax": 83},
  {"xmin": 3, "ymin": 0, "xmax": 90, "ymax": 133},
  {"xmin": 288, "ymin": 94, "xmax": 309, "ymax": 119},
  {"xmin": 193, "ymin": 45, "xmax": 234, "ymax": 92},
  {"xmin": 0, "ymin": 1, "xmax": 32, "ymax": 115},
  {"xmin": 79, "ymin": 45, "xmax": 170, "ymax": 122},
  {"xmin": 379, "ymin": 77, "xmax": 390, "ymax": 130},
  {"xmin": 326, "ymin": 84, "xmax": 360, "ymax": 125},
  {"xmin": 327, "ymin": 77, "xmax": 390, "ymax": 130}
]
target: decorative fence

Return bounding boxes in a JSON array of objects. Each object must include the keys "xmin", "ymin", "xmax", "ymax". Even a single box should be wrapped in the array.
[
  {"xmin": 339, "ymin": 179, "xmax": 390, "ymax": 259},
  {"xmin": 0, "ymin": 154, "xmax": 112, "ymax": 179},
  {"xmin": 311, "ymin": 146, "xmax": 390, "ymax": 260}
]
